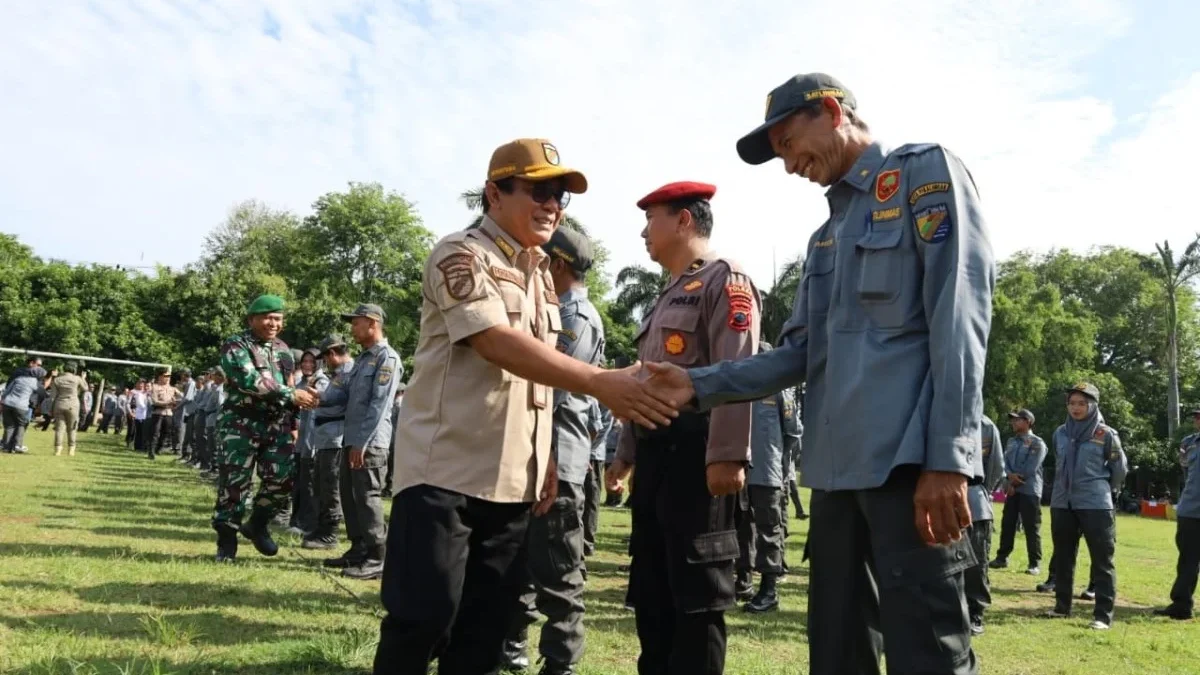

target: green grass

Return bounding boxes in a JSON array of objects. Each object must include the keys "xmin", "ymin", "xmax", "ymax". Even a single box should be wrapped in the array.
[{"xmin": 1, "ymin": 430, "xmax": 1199, "ymax": 674}]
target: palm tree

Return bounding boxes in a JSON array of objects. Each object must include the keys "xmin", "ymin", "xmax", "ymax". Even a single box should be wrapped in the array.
[
  {"xmin": 614, "ymin": 264, "xmax": 669, "ymax": 321},
  {"xmin": 760, "ymin": 252, "xmax": 805, "ymax": 344},
  {"xmin": 1147, "ymin": 237, "xmax": 1200, "ymax": 439}
]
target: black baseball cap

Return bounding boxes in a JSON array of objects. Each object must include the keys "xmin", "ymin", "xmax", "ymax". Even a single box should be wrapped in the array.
[
  {"xmin": 737, "ymin": 73, "xmax": 857, "ymax": 165},
  {"xmin": 341, "ymin": 303, "xmax": 386, "ymax": 323},
  {"xmin": 1007, "ymin": 409, "xmax": 1036, "ymax": 425},
  {"xmin": 542, "ymin": 227, "xmax": 594, "ymax": 274}
]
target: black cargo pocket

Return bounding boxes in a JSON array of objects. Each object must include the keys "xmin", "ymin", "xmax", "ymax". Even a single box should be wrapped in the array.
[
  {"xmin": 877, "ymin": 538, "xmax": 976, "ymax": 669},
  {"xmin": 545, "ymin": 505, "xmax": 584, "ymax": 576},
  {"xmin": 676, "ymin": 530, "xmax": 739, "ymax": 613},
  {"xmin": 363, "ymin": 445, "xmax": 388, "ymax": 470},
  {"xmin": 685, "ymin": 530, "xmax": 740, "ymax": 563}
]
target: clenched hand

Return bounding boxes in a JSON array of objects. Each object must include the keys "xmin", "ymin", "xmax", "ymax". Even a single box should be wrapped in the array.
[
  {"xmin": 914, "ymin": 470, "xmax": 971, "ymax": 545},
  {"xmin": 706, "ymin": 461, "xmax": 745, "ymax": 496}
]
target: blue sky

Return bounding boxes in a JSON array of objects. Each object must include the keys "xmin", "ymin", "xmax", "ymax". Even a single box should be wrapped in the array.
[{"xmin": 1, "ymin": 0, "xmax": 1198, "ymax": 290}]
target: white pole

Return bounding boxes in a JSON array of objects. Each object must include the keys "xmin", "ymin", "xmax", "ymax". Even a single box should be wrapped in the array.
[{"xmin": 0, "ymin": 347, "xmax": 172, "ymax": 370}]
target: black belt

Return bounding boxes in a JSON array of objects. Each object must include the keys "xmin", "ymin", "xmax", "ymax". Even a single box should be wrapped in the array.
[
  {"xmin": 315, "ymin": 415, "xmax": 345, "ymax": 427},
  {"xmin": 632, "ymin": 411, "xmax": 710, "ymax": 441}
]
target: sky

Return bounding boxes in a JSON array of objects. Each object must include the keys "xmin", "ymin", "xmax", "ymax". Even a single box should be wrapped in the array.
[{"xmin": 1, "ymin": 0, "xmax": 1198, "ymax": 294}]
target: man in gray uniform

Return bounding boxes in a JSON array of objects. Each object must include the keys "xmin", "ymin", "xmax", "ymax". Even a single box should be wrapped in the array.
[
  {"xmin": 965, "ymin": 414, "xmax": 1006, "ymax": 634},
  {"xmin": 990, "ymin": 408, "xmax": 1047, "ymax": 575},
  {"xmin": 502, "ymin": 227, "xmax": 605, "ymax": 675},
  {"xmin": 306, "ymin": 335, "xmax": 354, "ymax": 551},
  {"xmin": 2, "ymin": 356, "xmax": 48, "ymax": 453},
  {"xmin": 736, "ymin": 343, "xmax": 802, "ymax": 613},
  {"xmin": 644, "ymin": 72, "xmax": 994, "ymax": 674},
  {"xmin": 309, "ymin": 304, "xmax": 402, "ymax": 580},
  {"xmin": 583, "ymin": 398, "xmax": 612, "ymax": 556},
  {"xmin": 1156, "ymin": 408, "xmax": 1200, "ymax": 620},
  {"xmin": 174, "ymin": 369, "xmax": 196, "ymax": 457}
]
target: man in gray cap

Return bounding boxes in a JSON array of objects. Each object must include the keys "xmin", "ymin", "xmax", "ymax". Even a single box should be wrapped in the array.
[
  {"xmin": 1155, "ymin": 408, "xmax": 1200, "ymax": 619},
  {"xmin": 307, "ymin": 305, "xmax": 401, "ymax": 580},
  {"xmin": 642, "ymin": 72, "xmax": 994, "ymax": 673},
  {"xmin": 304, "ymin": 335, "xmax": 355, "ymax": 551},
  {"xmin": 991, "ymin": 409, "xmax": 1048, "ymax": 575},
  {"xmin": 501, "ymin": 226, "xmax": 606, "ymax": 675}
]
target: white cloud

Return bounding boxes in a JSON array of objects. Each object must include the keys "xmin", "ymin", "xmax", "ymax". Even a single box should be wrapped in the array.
[{"xmin": 0, "ymin": 0, "xmax": 1195, "ymax": 291}]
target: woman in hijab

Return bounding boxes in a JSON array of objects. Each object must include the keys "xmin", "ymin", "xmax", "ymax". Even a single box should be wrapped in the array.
[{"xmin": 1044, "ymin": 382, "xmax": 1128, "ymax": 630}]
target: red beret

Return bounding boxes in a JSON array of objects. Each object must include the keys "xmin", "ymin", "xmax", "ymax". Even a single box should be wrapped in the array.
[{"xmin": 636, "ymin": 181, "xmax": 717, "ymax": 210}]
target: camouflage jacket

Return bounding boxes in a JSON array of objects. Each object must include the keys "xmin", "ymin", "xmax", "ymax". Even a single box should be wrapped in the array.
[{"xmin": 218, "ymin": 330, "xmax": 297, "ymax": 421}]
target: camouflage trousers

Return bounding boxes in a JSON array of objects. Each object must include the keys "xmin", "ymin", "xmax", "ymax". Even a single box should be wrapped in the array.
[{"xmin": 212, "ymin": 410, "xmax": 296, "ymax": 527}]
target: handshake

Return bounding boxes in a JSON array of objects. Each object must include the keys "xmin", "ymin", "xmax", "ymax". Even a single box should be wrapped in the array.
[
  {"xmin": 292, "ymin": 387, "xmax": 320, "ymax": 410},
  {"xmin": 588, "ymin": 361, "xmax": 746, "ymax": 497}
]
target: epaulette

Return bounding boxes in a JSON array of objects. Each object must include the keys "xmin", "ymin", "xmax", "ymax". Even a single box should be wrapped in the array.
[{"xmin": 893, "ymin": 142, "xmax": 942, "ymax": 157}]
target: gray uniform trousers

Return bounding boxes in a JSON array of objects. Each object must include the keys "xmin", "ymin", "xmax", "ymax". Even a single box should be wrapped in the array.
[
  {"xmin": 314, "ymin": 448, "xmax": 344, "ymax": 535},
  {"xmin": 341, "ymin": 444, "xmax": 388, "ymax": 556},
  {"xmin": 1050, "ymin": 508, "xmax": 1116, "ymax": 624},
  {"xmin": 963, "ymin": 520, "xmax": 994, "ymax": 621},
  {"xmin": 508, "ymin": 480, "xmax": 588, "ymax": 666},
  {"xmin": 737, "ymin": 485, "xmax": 786, "ymax": 575},
  {"xmin": 807, "ymin": 466, "xmax": 978, "ymax": 675}
]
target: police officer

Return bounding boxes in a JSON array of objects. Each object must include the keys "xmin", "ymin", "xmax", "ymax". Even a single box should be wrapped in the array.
[
  {"xmin": 1045, "ymin": 382, "xmax": 1127, "ymax": 629},
  {"xmin": 305, "ymin": 335, "xmax": 354, "ymax": 552},
  {"xmin": 502, "ymin": 226, "xmax": 605, "ymax": 675},
  {"xmin": 990, "ymin": 408, "xmax": 1047, "ymax": 575},
  {"xmin": 212, "ymin": 294, "xmax": 317, "ymax": 562},
  {"xmin": 965, "ymin": 414, "xmax": 1006, "ymax": 634},
  {"xmin": 604, "ymin": 180, "xmax": 759, "ymax": 675},
  {"xmin": 309, "ymin": 304, "xmax": 401, "ymax": 581},
  {"xmin": 642, "ymin": 73, "xmax": 994, "ymax": 674},
  {"xmin": 736, "ymin": 343, "xmax": 801, "ymax": 614},
  {"xmin": 1155, "ymin": 408, "xmax": 1200, "ymax": 620}
]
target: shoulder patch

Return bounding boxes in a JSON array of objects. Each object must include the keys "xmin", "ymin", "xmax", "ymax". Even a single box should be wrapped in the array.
[
  {"xmin": 437, "ymin": 252, "xmax": 477, "ymax": 300},
  {"xmin": 377, "ymin": 365, "xmax": 394, "ymax": 385},
  {"xmin": 915, "ymin": 204, "xmax": 952, "ymax": 243},
  {"xmin": 725, "ymin": 283, "xmax": 754, "ymax": 332},
  {"xmin": 490, "ymin": 265, "xmax": 526, "ymax": 289},
  {"xmin": 875, "ymin": 169, "xmax": 900, "ymax": 202},
  {"xmin": 908, "ymin": 182, "xmax": 950, "ymax": 206},
  {"xmin": 560, "ymin": 328, "xmax": 578, "ymax": 342}
]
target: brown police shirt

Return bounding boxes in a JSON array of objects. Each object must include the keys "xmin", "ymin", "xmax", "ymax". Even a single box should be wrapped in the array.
[
  {"xmin": 616, "ymin": 251, "xmax": 760, "ymax": 465},
  {"xmin": 392, "ymin": 216, "xmax": 560, "ymax": 503}
]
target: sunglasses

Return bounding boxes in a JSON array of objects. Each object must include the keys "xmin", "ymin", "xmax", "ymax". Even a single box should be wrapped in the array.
[{"xmin": 524, "ymin": 181, "xmax": 571, "ymax": 209}]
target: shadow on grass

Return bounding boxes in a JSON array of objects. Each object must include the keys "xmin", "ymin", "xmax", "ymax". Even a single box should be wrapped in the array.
[
  {"xmin": 0, "ymin": 542, "xmax": 313, "ymax": 572},
  {"xmin": 4, "ymin": 578, "xmax": 359, "ymax": 613},
  {"xmin": 0, "ymin": 609, "xmax": 305, "ymax": 646}
]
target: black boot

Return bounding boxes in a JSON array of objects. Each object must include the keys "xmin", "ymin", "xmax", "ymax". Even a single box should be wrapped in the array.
[
  {"xmin": 536, "ymin": 661, "xmax": 576, "ymax": 675},
  {"xmin": 240, "ymin": 507, "xmax": 279, "ymax": 557},
  {"xmin": 343, "ymin": 546, "xmax": 385, "ymax": 580},
  {"xmin": 214, "ymin": 522, "xmax": 239, "ymax": 563},
  {"xmin": 500, "ymin": 629, "xmax": 529, "ymax": 672},
  {"xmin": 744, "ymin": 574, "xmax": 779, "ymax": 613},
  {"xmin": 323, "ymin": 540, "xmax": 367, "ymax": 568}
]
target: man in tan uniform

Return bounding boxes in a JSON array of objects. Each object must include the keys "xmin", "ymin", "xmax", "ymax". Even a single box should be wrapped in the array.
[
  {"xmin": 48, "ymin": 361, "xmax": 88, "ymax": 456},
  {"xmin": 605, "ymin": 181, "xmax": 760, "ymax": 675},
  {"xmin": 372, "ymin": 139, "xmax": 676, "ymax": 675}
]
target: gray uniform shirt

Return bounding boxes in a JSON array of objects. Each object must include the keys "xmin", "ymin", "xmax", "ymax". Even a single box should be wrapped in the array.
[
  {"xmin": 1178, "ymin": 433, "xmax": 1200, "ymax": 519},
  {"xmin": 179, "ymin": 379, "xmax": 197, "ymax": 415},
  {"xmin": 296, "ymin": 371, "xmax": 329, "ymax": 459},
  {"xmin": 313, "ymin": 359, "xmax": 354, "ymax": 450},
  {"xmin": 319, "ymin": 341, "xmax": 401, "ymax": 450},
  {"xmin": 1, "ymin": 366, "xmax": 45, "ymax": 409},
  {"xmin": 552, "ymin": 285, "xmax": 606, "ymax": 485},
  {"xmin": 748, "ymin": 388, "xmax": 801, "ymax": 488},
  {"xmin": 969, "ymin": 415, "xmax": 1006, "ymax": 521},
  {"xmin": 1050, "ymin": 423, "xmax": 1128, "ymax": 510},
  {"xmin": 587, "ymin": 399, "xmax": 612, "ymax": 463},
  {"xmin": 205, "ymin": 385, "xmax": 226, "ymax": 428},
  {"xmin": 690, "ymin": 141, "xmax": 994, "ymax": 491},
  {"xmin": 1003, "ymin": 432, "xmax": 1048, "ymax": 498}
]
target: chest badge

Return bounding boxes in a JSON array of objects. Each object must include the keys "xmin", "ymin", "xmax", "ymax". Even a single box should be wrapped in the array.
[
  {"xmin": 875, "ymin": 169, "xmax": 900, "ymax": 202},
  {"xmin": 684, "ymin": 279, "xmax": 703, "ymax": 292},
  {"xmin": 665, "ymin": 333, "xmax": 686, "ymax": 355}
]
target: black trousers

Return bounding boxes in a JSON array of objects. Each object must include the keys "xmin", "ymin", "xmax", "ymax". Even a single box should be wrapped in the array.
[
  {"xmin": 375, "ymin": 484, "xmax": 532, "ymax": 675},
  {"xmin": 314, "ymin": 448, "xmax": 344, "ymax": 536},
  {"xmin": 1169, "ymin": 516, "xmax": 1200, "ymax": 612},
  {"xmin": 582, "ymin": 458, "xmax": 603, "ymax": 552},
  {"xmin": 290, "ymin": 456, "xmax": 317, "ymax": 533},
  {"xmin": 147, "ymin": 415, "xmax": 172, "ymax": 456},
  {"xmin": 341, "ymin": 445, "xmax": 388, "ymax": 553},
  {"xmin": 627, "ymin": 414, "xmax": 736, "ymax": 675},
  {"xmin": 807, "ymin": 466, "xmax": 978, "ymax": 675},
  {"xmin": 737, "ymin": 485, "xmax": 786, "ymax": 576},
  {"xmin": 1050, "ymin": 507, "xmax": 1117, "ymax": 623},
  {"xmin": 963, "ymin": 520, "xmax": 994, "ymax": 621},
  {"xmin": 995, "ymin": 492, "xmax": 1042, "ymax": 567}
]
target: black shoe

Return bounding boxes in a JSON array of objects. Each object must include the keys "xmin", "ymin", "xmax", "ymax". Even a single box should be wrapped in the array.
[
  {"xmin": 214, "ymin": 523, "xmax": 238, "ymax": 562},
  {"xmin": 583, "ymin": 543, "xmax": 595, "ymax": 557},
  {"xmin": 240, "ymin": 507, "xmax": 279, "ymax": 557},
  {"xmin": 1153, "ymin": 606, "xmax": 1193, "ymax": 620},
  {"xmin": 302, "ymin": 534, "xmax": 339, "ymax": 550},
  {"xmin": 500, "ymin": 635, "xmax": 529, "ymax": 672},
  {"xmin": 1036, "ymin": 580, "xmax": 1056, "ymax": 593},
  {"xmin": 988, "ymin": 558, "xmax": 1008, "ymax": 569},
  {"xmin": 795, "ymin": 510, "xmax": 808, "ymax": 520},
  {"xmin": 1080, "ymin": 588, "xmax": 1096, "ymax": 602},
  {"xmin": 343, "ymin": 558, "xmax": 385, "ymax": 580},
  {"xmin": 744, "ymin": 586, "xmax": 780, "ymax": 613},
  {"xmin": 970, "ymin": 617, "xmax": 984, "ymax": 635},
  {"xmin": 536, "ymin": 662, "xmax": 576, "ymax": 675},
  {"xmin": 323, "ymin": 544, "xmax": 366, "ymax": 568}
]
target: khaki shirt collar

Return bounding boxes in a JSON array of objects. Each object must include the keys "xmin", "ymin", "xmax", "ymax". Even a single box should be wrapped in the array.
[{"xmin": 479, "ymin": 216, "xmax": 547, "ymax": 274}]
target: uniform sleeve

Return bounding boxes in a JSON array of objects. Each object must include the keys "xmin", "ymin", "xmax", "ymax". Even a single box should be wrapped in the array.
[
  {"xmin": 907, "ymin": 147, "xmax": 995, "ymax": 478},
  {"xmin": 425, "ymin": 241, "xmax": 509, "ymax": 344},
  {"xmin": 319, "ymin": 371, "xmax": 352, "ymax": 406},
  {"xmin": 1106, "ymin": 430, "xmax": 1128, "ymax": 493},
  {"xmin": 220, "ymin": 340, "xmax": 295, "ymax": 406},
  {"xmin": 692, "ymin": 266, "xmax": 808, "ymax": 409},
  {"xmin": 359, "ymin": 352, "xmax": 403, "ymax": 449},
  {"xmin": 586, "ymin": 398, "xmax": 604, "ymax": 437},
  {"xmin": 985, "ymin": 423, "xmax": 1005, "ymax": 492},
  {"xmin": 700, "ymin": 269, "xmax": 760, "ymax": 465}
]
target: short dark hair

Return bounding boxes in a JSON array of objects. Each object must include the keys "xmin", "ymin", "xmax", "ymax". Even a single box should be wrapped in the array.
[
  {"xmin": 665, "ymin": 198, "xmax": 714, "ymax": 238},
  {"xmin": 483, "ymin": 179, "xmax": 516, "ymax": 215},
  {"xmin": 26, "ymin": 356, "xmax": 40, "ymax": 366}
]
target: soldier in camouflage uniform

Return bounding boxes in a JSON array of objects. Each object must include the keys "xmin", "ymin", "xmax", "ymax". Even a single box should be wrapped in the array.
[{"xmin": 212, "ymin": 294, "xmax": 318, "ymax": 562}]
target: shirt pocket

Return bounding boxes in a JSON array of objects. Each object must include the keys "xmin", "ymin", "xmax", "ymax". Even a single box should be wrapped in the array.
[
  {"xmin": 854, "ymin": 226, "xmax": 908, "ymax": 329},
  {"xmin": 499, "ymin": 285, "xmax": 528, "ymax": 331},
  {"xmin": 803, "ymin": 250, "xmax": 835, "ymax": 315},
  {"xmin": 658, "ymin": 309, "xmax": 704, "ymax": 366}
]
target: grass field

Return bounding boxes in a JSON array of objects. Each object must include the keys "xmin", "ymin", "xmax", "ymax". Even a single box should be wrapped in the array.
[{"xmin": 2, "ymin": 430, "xmax": 1199, "ymax": 675}]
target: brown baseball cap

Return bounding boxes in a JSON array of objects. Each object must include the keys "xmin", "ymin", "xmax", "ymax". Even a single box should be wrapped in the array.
[{"xmin": 487, "ymin": 139, "xmax": 588, "ymax": 194}]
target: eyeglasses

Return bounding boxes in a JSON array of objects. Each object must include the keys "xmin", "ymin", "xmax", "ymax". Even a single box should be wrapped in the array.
[{"xmin": 526, "ymin": 181, "xmax": 571, "ymax": 209}]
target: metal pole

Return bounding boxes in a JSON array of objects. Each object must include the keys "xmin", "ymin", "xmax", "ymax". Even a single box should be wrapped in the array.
[{"xmin": 0, "ymin": 347, "xmax": 171, "ymax": 370}]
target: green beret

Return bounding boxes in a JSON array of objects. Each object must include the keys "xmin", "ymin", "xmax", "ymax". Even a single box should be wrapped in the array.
[{"xmin": 247, "ymin": 294, "xmax": 285, "ymax": 316}]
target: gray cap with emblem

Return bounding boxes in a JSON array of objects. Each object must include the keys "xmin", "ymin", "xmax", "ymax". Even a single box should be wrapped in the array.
[{"xmin": 737, "ymin": 72, "xmax": 857, "ymax": 166}]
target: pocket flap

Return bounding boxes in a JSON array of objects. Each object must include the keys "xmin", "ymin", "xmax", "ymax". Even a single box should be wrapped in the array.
[
  {"xmin": 546, "ymin": 308, "xmax": 563, "ymax": 332},
  {"xmin": 855, "ymin": 228, "xmax": 903, "ymax": 251},
  {"xmin": 659, "ymin": 309, "xmax": 700, "ymax": 332},
  {"xmin": 685, "ymin": 530, "xmax": 740, "ymax": 563},
  {"xmin": 875, "ymin": 537, "xmax": 975, "ymax": 589},
  {"xmin": 804, "ymin": 251, "xmax": 835, "ymax": 276}
]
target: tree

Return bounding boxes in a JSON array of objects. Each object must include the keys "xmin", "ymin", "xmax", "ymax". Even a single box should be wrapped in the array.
[
  {"xmin": 759, "ymin": 253, "xmax": 805, "ymax": 344},
  {"xmin": 1146, "ymin": 238, "xmax": 1200, "ymax": 439},
  {"xmin": 614, "ymin": 265, "xmax": 668, "ymax": 322}
]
